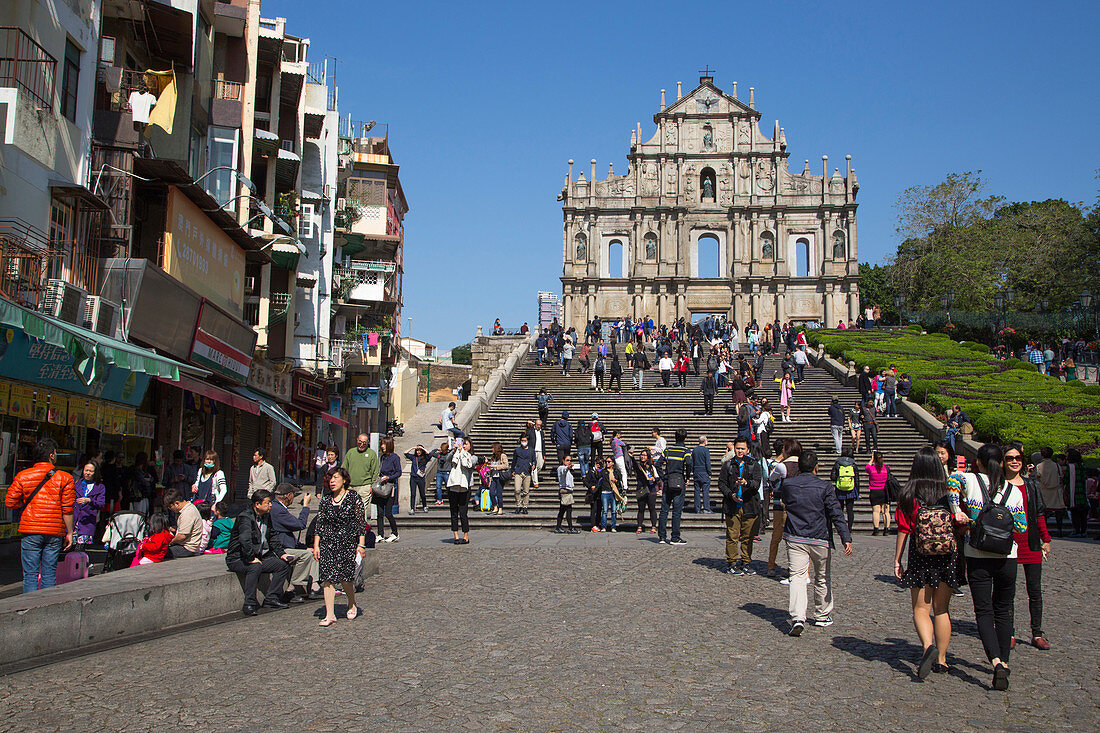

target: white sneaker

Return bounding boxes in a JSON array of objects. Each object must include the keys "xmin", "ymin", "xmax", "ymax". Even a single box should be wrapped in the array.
[{"xmin": 385, "ymin": 534, "xmax": 399, "ymax": 543}]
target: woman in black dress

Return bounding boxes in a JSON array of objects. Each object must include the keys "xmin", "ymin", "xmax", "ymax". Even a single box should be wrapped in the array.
[
  {"xmin": 893, "ymin": 447, "xmax": 967, "ymax": 678},
  {"xmin": 313, "ymin": 467, "xmax": 366, "ymax": 627}
]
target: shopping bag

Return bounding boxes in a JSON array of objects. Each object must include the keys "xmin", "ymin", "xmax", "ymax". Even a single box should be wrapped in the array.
[{"xmin": 480, "ymin": 488, "xmax": 492, "ymax": 511}]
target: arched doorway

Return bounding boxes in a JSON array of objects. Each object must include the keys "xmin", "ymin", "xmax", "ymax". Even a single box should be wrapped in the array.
[
  {"xmin": 698, "ymin": 234, "xmax": 720, "ymax": 277},
  {"xmin": 608, "ymin": 240, "xmax": 623, "ymax": 278}
]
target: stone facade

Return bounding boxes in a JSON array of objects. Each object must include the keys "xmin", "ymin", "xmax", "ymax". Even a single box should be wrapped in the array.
[
  {"xmin": 470, "ymin": 333, "xmax": 530, "ymax": 394},
  {"xmin": 559, "ymin": 75, "xmax": 861, "ymax": 330}
]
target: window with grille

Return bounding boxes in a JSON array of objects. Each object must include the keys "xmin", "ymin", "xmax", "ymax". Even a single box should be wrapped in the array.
[
  {"xmin": 346, "ymin": 177, "xmax": 386, "ymax": 207},
  {"xmin": 61, "ymin": 39, "xmax": 80, "ymax": 121},
  {"xmin": 299, "ymin": 203, "xmax": 315, "ymax": 239}
]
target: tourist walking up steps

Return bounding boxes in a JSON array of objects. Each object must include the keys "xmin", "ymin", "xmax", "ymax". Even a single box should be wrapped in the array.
[
  {"xmin": 830, "ymin": 446, "xmax": 860, "ymax": 530},
  {"xmin": 555, "ymin": 454, "xmax": 578, "ymax": 533},
  {"xmin": 893, "ymin": 447, "xmax": 966, "ymax": 679},
  {"xmin": 512, "ymin": 431, "xmax": 535, "ymax": 515},
  {"xmin": 781, "ymin": 450, "xmax": 853, "ymax": 637},
  {"xmin": 950, "ymin": 443, "xmax": 1027, "ymax": 691},
  {"xmin": 633, "ymin": 448, "xmax": 660, "ymax": 533},
  {"xmin": 657, "ymin": 429, "xmax": 690, "ymax": 545},
  {"xmin": 720, "ymin": 437, "xmax": 762, "ymax": 575}
]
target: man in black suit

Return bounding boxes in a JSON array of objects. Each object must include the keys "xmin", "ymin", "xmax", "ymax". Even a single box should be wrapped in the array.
[{"xmin": 226, "ymin": 489, "xmax": 292, "ymax": 616}]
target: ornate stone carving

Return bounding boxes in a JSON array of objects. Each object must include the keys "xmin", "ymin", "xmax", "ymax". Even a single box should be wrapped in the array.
[
  {"xmin": 738, "ymin": 160, "xmax": 751, "ymax": 179},
  {"xmin": 832, "ymin": 232, "xmax": 846, "ymax": 260},
  {"xmin": 575, "ymin": 233, "xmax": 587, "ymax": 261},
  {"xmin": 684, "ymin": 164, "xmax": 696, "ymax": 198},
  {"xmin": 719, "ymin": 167, "xmax": 732, "ymax": 205},
  {"xmin": 644, "ymin": 233, "xmax": 657, "ymax": 260},
  {"xmin": 665, "ymin": 165, "xmax": 677, "ymax": 195},
  {"xmin": 756, "ymin": 161, "xmax": 774, "ymax": 192},
  {"xmin": 642, "ymin": 163, "xmax": 658, "ymax": 196},
  {"xmin": 738, "ymin": 120, "xmax": 750, "ymax": 145},
  {"xmin": 665, "ymin": 125, "xmax": 676, "ymax": 147}
]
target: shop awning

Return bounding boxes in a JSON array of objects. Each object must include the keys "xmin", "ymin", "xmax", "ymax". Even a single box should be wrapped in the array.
[
  {"xmin": 0, "ymin": 298, "xmax": 209, "ymax": 386},
  {"xmin": 160, "ymin": 375, "xmax": 260, "ymax": 414},
  {"xmin": 318, "ymin": 411, "xmax": 350, "ymax": 429},
  {"xmin": 233, "ymin": 386, "xmax": 303, "ymax": 436}
]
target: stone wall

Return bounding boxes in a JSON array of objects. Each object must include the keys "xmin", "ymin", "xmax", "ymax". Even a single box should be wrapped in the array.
[
  {"xmin": 424, "ymin": 363, "xmax": 472, "ymax": 402},
  {"xmin": 471, "ymin": 333, "xmax": 531, "ymax": 394}
]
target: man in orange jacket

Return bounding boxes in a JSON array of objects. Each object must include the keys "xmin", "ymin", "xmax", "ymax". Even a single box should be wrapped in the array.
[{"xmin": 5, "ymin": 438, "xmax": 75, "ymax": 593}]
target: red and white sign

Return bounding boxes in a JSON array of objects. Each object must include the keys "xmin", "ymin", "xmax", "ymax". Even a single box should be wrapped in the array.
[{"xmin": 192, "ymin": 326, "xmax": 251, "ymax": 381}]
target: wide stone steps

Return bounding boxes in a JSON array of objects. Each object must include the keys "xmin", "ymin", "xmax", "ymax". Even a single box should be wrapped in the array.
[{"xmin": 400, "ymin": 347, "xmax": 929, "ymax": 532}]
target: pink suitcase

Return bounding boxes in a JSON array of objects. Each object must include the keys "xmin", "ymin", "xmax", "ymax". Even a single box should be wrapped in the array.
[{"xmin": 54, "ymin": 552, "xmax": 90, "ymax": 585}]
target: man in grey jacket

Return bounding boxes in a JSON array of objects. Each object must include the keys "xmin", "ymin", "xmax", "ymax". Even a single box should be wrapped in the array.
[{"xmin": 781, "ymin": 450, "xmax": 853, "ymax": 637}]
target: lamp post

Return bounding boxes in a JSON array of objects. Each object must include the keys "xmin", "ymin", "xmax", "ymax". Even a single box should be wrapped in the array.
[
  {"xmin": 940, "ymin": 289, "xmax": 955, "ymax": 326},
  {"xmin": 1082, "ymin": 290, "xmax": 1097, "ymax": 337},
  {"xmin": 893, "ymin": 294, "xmax": 905, "ymax": 327}
]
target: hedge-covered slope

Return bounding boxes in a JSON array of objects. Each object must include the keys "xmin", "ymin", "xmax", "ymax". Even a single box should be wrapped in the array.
[{"xmin": 807, "ymin": 328, "xmax": 1100, "ymax": 459}]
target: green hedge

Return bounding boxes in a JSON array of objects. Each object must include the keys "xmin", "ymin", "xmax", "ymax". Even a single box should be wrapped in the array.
[{"xmin": 812, "ymin": 329, "xmax": 1100, "ymax": 459}]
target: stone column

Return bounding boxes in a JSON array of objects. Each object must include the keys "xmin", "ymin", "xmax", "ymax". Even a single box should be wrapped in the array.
[
  {"xmin": 824, "ymin": 285, "xmax": 833, "ymax": 327},
  {"xmin": 587, "ymin": 294, "xmax": 596, "ymax": 322},
  {"xmin": 734, "ymin": 292, "xmax": 744, "ymax": 325},
  {"xmin": 676, "ymin": 291, "xmax": 686, "ymax": 321},
  {"xmin": 563, "ymin": 293, "xmax": 573, "ymax": 329},
  {"xmin": 848, "ymin": 284, "xmax": 859, "ymax": 322},
  {"xmin": 776, "ymin": 290, "xmax": 786, "ymax": 323},
  {"xmin": 751, "ymin": 290, "xmax": 760, "ymax": 324}
]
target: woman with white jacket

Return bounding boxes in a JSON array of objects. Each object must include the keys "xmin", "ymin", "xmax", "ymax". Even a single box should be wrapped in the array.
[
  {"xmin": 192, "ymin": 450, "xmax": 227, "ymax": 507},
  {"xmin": 446, "ymin": 439, "xmax": 478, "ymax": 544}
]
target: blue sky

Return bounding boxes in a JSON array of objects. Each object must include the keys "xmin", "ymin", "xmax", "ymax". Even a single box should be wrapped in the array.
[{"xmin": 264, "ymin": 0, "xmax": 1100, "ymax": 350}]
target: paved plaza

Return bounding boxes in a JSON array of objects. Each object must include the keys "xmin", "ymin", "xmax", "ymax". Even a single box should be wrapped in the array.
[{"xmin": 1, "ymin": 531, "xmax": 1098, "ymax": 731}]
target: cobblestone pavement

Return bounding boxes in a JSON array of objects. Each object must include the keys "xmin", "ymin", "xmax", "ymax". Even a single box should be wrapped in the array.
[{"xmin": 1, "ymin": 531, "xmax": 1098, "ymax": 731}]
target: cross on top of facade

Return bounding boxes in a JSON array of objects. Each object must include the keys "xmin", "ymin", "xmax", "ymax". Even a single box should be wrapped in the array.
[{"xmin": 698, "ymin": 65, "xmax": 715, "ymax": 77}]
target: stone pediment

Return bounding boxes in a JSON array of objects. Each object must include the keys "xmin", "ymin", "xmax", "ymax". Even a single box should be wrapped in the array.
[{"xmin": 661, "ymin": 80, "xmax": 759, "ymax": 119}]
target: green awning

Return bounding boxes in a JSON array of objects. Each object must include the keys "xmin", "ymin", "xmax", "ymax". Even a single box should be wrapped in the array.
[
  {"xmin": 232, "ymin": 386, "xmax": 303, "ymax": 436},
  {"xmin": 0, "ymin": 298, "xmax": 209, "ymax": 387}
]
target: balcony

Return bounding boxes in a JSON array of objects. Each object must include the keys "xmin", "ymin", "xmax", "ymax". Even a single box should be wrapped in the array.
[
  {"xmin": 0, "ymin": 26, "xmax": 57, "ymax": 110},
  {"xmin": 0, "ymin": 220, "xmax": 101, "ymax": 311},
  {"xmin": 333, "ymin": 265, "xmax": 398, "ymax": 309},
  {"xmin": 330, "ymin": 331, "xmax": 397, "ymax": 372},
  {"xmin": 268, "ymin": 292, "xmax": 293, "ymax": 324},
  {"xmin": 214, "ymin": 79, "xmax": 243, "ymax": 101}
]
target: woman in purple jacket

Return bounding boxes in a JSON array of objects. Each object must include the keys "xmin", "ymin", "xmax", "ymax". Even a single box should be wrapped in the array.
[{"xmin": 73, "ymin": 460, "xmax": 106, "ymax": 549}]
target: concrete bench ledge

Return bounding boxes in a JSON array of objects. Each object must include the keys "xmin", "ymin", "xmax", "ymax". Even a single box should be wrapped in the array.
[{"xmin": 0, "ymin": 550, "xmax": 380, "ymax": 666}]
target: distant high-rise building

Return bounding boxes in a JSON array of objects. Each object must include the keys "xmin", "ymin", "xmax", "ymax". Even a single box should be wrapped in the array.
[{"xmin": 537, "ymin": 291, "xmax": 562, "ymax": 331}]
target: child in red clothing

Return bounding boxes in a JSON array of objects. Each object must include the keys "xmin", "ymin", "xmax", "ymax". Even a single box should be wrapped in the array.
[{"xmin": 132, "ymin": 513, "xmax": 173, "ymax": 566}]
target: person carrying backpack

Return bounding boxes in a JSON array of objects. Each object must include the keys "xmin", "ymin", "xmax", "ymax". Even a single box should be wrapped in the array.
[
  {"xmin": 536, "ymin": 388, "xmax": 553, "ymax": 424},
  {"xmin": 893, "ymin": 447, "xmax": 967, "ymax": 679},
  {"xmin": 949, "ymin": 443, "xmax": 1027, "ymax": 691},
  {"xmin": 830, "ymin": 446, "xmax": 860, "ymax": 530}
]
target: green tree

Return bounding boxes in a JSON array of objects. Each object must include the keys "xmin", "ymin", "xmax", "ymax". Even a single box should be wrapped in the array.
[
  {"xmin": 451, "ymin": 343, "xmax": 472, "ymax": 365},
  {"xmin": 857, "ymin": 263, "xmax": 901, "ymax": 324}
]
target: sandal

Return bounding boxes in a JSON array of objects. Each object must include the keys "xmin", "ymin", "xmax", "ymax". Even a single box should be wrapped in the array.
[
  {"xmin": 319, "ymin": 617, "xmax": 337, "ymax": 627},
  {"xmin": 346, "ymin": 605, "xmax": 359, "ymax": 620},
  {"xmin": 635, "ymin": 527, "xmax": 643, "ymax": 534},
  {"xmin": 649, "ymin": 527, "xmax": 657, "ymax": 533}
]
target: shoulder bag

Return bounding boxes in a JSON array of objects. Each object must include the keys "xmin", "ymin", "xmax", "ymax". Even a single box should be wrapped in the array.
[
  {"xmin": 13, "ymin": 468, "xmax": 58, "ymax": 521},
  {"xmin": 968, "ymin": 474, "xmax": 1014, "ymax": 555},
  {"xmin": 372, "ymin": 480, "xmax": 395, "ymax": 500}
]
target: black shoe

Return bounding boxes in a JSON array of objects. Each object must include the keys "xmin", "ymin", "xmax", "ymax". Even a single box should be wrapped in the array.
[
  {"xmin": 242, "ymin": 604, "xmax": 259, "ymax": 616},
  {"xmin": 568, "ymin": 528, "xmax": 580, "ymax": 534},
  {"xmin": 286, "ymin": 592, "xmax": 307, "ymax": 605},
  {"xmin": 455, "ymin": 538, "xmax": 469, "ymax": 545},
  {"xmin": 992, "ymin": 663, "xmax": 1010, "ymax": 691},
  {"xmin": 554, "ymin": 527, "xmax": 564, "ymax": 534},
  {"xmin": 932, "ymin": 663, "xmax": 949, "ymax": 674},
  {"xmin": 261, "ymin": 598, "xmax": 290, "ymax": 610},
  {"xmin": 917, "ymin": 645, "xmax": 937, "ymax": 680}
]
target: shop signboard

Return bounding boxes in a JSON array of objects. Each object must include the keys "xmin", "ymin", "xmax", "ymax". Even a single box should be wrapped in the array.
[
  {"xmin": 67, "ymin": 397, "xmax": 86, "ymax": 428},
  {"xmin": 246, "ymin": 360, "xmax": 291, "ymax": 400},
  {"xmin": 352, "ymin": 387, "xmax": 378, "ymax": 410},
  {"xmin": 46, "ymin": 394, "xmax": 67, "ymax": 425},
  {"xmin": 0, "ymin": 327, "xmax": 150, "ymax": 407},
  {"xmin": 87, "ymin": 401, "xmax": 101, "ymax": 432},
  {"xmin": 0, "ymin": 381, "xmax": 9, "ymax": 414},
  {"xmin": 9, "ymin": 384, "xmax": 33, "ymax": 419},
  {"xmin": 292, "ymin": 371, "xmax": 327, "ymax": 411},
  {"xmin": 189, "ymin": 300, "xmax": 256, "ymax": 383},
  {"xmin": 164, "ymin": 186, "xmax": 247, "ymax": 318}
]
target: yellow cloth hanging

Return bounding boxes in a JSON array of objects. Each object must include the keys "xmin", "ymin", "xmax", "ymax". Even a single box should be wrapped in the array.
[{"xmin": 143, "ymin": 68, "xmax": 176, "ymax": 135}]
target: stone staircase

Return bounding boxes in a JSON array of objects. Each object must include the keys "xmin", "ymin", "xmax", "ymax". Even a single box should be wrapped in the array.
[{"xmin": 397, "ymin": 344, "xmax": 929, "ymax": 533}]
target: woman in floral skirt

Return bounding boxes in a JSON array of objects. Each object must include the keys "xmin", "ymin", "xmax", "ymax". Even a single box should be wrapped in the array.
[{"xmin": 313, "ymin": 467, "xmax": 366, "ymax": 627}]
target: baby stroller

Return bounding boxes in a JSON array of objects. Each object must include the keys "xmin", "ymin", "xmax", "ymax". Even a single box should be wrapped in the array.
[{"xmin": 101, "ymin": 511, "xmax": 148, "ymax": 572}]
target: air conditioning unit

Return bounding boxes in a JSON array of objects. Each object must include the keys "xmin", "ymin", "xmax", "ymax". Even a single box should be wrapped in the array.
[
  {"xmin": 83, "ymin": 295, "xmax": 122, "ymax": 338},
  {"xmin": 43, "ymin": 280, "xmax": 88, "ymax": 325}
]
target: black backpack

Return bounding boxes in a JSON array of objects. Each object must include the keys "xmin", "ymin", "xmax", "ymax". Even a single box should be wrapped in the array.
[{"xmin": 968, "ymin": 474, "xmax": 1015, "ymax": 555}]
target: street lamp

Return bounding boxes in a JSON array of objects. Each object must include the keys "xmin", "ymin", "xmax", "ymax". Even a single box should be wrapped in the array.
[
  {"xmin": 893, "ymin": 294, "xmax": 905, "ymax": 326},
  {"xmin": 1081, "ymin": 290, "xmax": 1097, "ymax": 337}
]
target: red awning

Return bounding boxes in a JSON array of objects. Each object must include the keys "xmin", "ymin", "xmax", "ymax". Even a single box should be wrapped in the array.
[
  {"xmin": 318, "ymin": 412, "xmax": 350, "ymax": 429},
  {"xmin": 159, "ymin": 374, "xmax": 260, "ymax": 415}
]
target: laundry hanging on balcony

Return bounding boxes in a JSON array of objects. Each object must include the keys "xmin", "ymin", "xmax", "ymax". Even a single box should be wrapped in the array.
[{"xmin": 144, "ymin": 66, "xmax": 177, "ymax": 135}]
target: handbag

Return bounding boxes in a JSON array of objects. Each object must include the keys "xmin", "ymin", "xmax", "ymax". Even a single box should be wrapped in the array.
[
  {"xmin": 885, "ymin": 468, "xmax": 902, "ymax": 502},
  {"xmin": 500, "ymin": 468, "xmax": 513, "ymax": 482},
  {"xmin": 372, "ymin": 480, "xmax": 395, "ymax": 500},
  {"xmin": 968, "ymin": 474, "xmax": 1015, "ymax": 555}
]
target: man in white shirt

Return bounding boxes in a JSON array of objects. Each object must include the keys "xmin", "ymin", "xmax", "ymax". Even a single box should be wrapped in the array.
[
  {"xmin": 532, "ymin": 418, "xmax": 545, "ymax": 488},
  {"xmin": 248, "ymin": 449, "xmax": 276, "ymax": 498},
  {"xmin": 441, "ymin": 401, "xmax": 466, "ymax": 444},
  {"xmin": 651, "ymin": 428, "xmax": 667, "ymax": 462}
]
